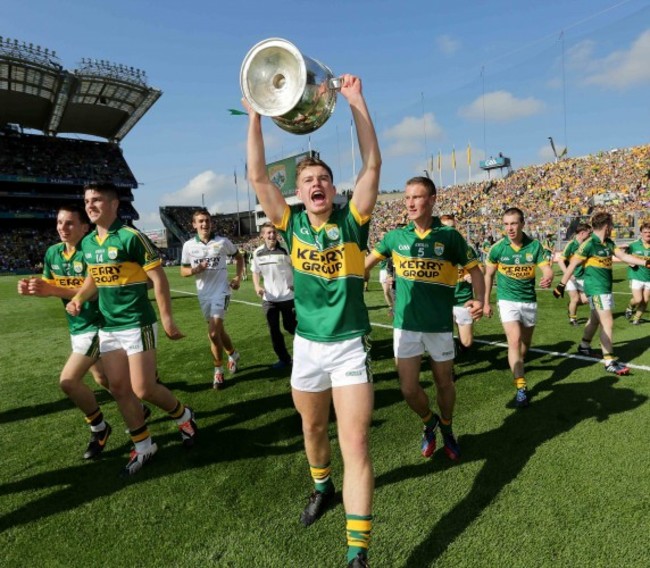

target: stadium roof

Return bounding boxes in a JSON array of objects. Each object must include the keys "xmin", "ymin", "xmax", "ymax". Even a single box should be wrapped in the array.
[{"xmin": 0, "ymin": 37, "xmax": 161, "ymax": 142}]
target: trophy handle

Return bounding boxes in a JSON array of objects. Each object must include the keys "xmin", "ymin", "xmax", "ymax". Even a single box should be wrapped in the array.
[{"xmin": 328, "ymin": 77, "xmax": 343, "ymax": 91}]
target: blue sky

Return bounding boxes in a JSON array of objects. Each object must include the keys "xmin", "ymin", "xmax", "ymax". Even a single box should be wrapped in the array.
[{"xmin": 6, "ymin": 0, "xmax": 650, "ymax": 230}]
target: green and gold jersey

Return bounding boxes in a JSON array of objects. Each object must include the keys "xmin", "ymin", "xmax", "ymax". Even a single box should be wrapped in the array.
[
  {"xmin": 42, "ymin": 243, "xmax": 103, "ymax": 335},
  {"xmin": 81, "ymin": 219, "xmax": 161, "ymax": 331},
  {"xmin": 487, "ymin": 234, "xmax": 549, "ymax": 302},
  {"xmin": 454, "ymin": 246, "xmax": 480, "ymax": 307},
  {"xmin": 561, "ymin": 238, "xmax": 585, "ymax": 279},
  {"xmin": 625, "ymin": 239, "xmax": 650, "ymax": 282},
  {"xmin": 276, "ymin": 202, "xmax": 370, "ymax": 342},
  {"xmin": 574, "ymin": 233, "xmax": 617, "ymax": 296},
  {"xmin": 372, "ymin": 219, "xmax": 478, "ymax": 332}
]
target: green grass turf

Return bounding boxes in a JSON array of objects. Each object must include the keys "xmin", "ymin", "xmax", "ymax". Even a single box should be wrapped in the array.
[{"xmin": 0, "ymin": 265, "xmax": 648, "ymax": 567}]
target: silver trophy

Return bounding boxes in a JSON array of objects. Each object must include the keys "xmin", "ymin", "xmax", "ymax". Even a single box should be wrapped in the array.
[{"xmin": 240, "ymin": 38, "xmax": 341, "ymax": 135}]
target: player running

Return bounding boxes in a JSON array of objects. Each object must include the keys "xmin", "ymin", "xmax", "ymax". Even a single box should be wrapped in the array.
[
  {"xmin": 553, "ymin": 212, "xmax": 650, "ymax": 375},
  {"xmin": 67, "ymin": 182, "xmax": 196, "ymax": 476},
  {"xmin": 484, "ymin": 207, "xmax": 553, "ymax": 408},
  {"xmin": 18, "ymin": 204, "xmax": 112, "ymax": 460},
  {"xmin": 366, "ymin": 180, "xmax": 484, "ymax": 462},
  {"xmin": 623, "ymin": 222, "xmax": 650, "ymax": 325},
  {"xmin": 558, "ymin": 223, "xmax": 592, "ymax": 326},
  {"xmin": 181, "ymin": 209, "xmax": 243, "ymax": 389}
]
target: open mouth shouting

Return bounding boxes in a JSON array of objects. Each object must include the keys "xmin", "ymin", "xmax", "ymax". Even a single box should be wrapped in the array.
[{"xmin": 310, "ymin": 188, "xmax": 327, "ymax": 206}]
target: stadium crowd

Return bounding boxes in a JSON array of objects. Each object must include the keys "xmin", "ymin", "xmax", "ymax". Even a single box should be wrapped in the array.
[
  {"xmin": 369, "ymin": 144, "xmax": 650, "ymax": 249},
  {"xmin": 1, "ymin": 144, "xmax": 648, "ymax": 273},
  {"xmin": 0, "ymin": 132, "xmax": 136, "ymax": 184}
]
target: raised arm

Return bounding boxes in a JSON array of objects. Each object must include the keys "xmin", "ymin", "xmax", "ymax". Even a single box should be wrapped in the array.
[
  {"xmin": 244, "ymin": 100, "xmax": 288, "ymax": 225},
  {"xmin": 341, "ymin": 75, "xmax": 382, "ymax": 218}
]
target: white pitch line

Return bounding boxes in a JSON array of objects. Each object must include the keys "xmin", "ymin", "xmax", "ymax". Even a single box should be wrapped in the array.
[
  {"xmin": 172, "ymin": 289, "xmax": 648, "ymax": 371},
  {"xmin": 471, "ymin": 338, "xmax": 650, "ymax": 372}
]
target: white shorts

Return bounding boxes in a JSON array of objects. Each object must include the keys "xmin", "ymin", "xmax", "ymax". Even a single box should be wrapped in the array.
[
  {"xmin": 393, "ymin": 328, "xmax": 455, "ymax": 362},
  {"xmin": 291, "ymin": 334, "xmax": 372, "ymax": 392},
  {"xmin": 453, "ymin": 305, "xmax": 474, "ymax": 326},
  {"xmin": 199, "ymin": 294, "xmax": 231, "ymax": 320},
  {"xmin": 70, "ymin": 330, "xmax": 100, "ymax": 358},
  {"xmin": 498, "ymin": 300, "xmax": 538, "ymax": 328},
  {"xmin": 630, "ymin": 279, "xmax": 650, "ymax": 291},
  {"xmin": 379, "ymin": 269, "xmax": 388, "ymax": 285},
  {"xmin": 588, "ymin": 294, "xmax": 614, "ymax": 311},
  {"xmin": 566, "ymin": 278, "xmax": 584, "ymax": 292},
  {"xmin": 99, "ymin": 323, "xmax": 158, "ymax": 356}
]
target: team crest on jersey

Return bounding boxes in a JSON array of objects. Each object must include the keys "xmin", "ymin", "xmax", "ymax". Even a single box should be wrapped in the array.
[
  {"xmin": 526, "ymin": 253, "xmax": 533, "ymax": 262},
  {"xmin": 73, "ymin": 261, "xmax": 84, "ymax": 274},
  {"xmin": 434, "ymin": 242, "xmax": 445, "ymax": 256},
  {"xmin": 108, "ymin": 246, "xmax": 118, "ymax": 260},
  {"xmin": 325, "ymin": 224, "xmax": 340, "ymax": 241},
  {"xmin": 209, "ymin": 243, "xmax": 222, "ymax": 255}
]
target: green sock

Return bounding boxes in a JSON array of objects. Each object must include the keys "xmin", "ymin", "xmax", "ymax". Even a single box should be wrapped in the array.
[{"xmin": 346, "ymin": 514, "xmax": 371, "ymax": 562}]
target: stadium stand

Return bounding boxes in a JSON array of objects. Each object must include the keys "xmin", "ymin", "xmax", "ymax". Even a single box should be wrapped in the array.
[
  {"xmin": 159, "ymin": 206, "xmax": 242, "ymax": 259},
  {"xmin": 368, "ymin": 144, "xmax": 650, "ymax": 251},
  {"xmin": 0, "ymin": 36, "xmax": 160, "ymax": 273}
]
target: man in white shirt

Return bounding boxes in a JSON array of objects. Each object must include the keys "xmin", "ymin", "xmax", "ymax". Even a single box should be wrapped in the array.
[
  {"xmin": 252, "ymin": 222, "xmax": 297, "ymax": 369},
  {"xmin": 181, "ymin": 209, "xmax": 243, "ymax": 389}
]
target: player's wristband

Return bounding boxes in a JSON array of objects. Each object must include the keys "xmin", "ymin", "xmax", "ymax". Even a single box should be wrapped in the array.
[{"xmin": 71, "ymin": 294, "xmax": 83, "ymax": 303}]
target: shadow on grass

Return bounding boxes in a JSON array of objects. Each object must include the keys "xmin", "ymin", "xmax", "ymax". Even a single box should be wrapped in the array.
[
  {"xmin": 375, "ymin": 345, "xmax": 647, "ymax": 567},
  {"xmin": 0, "ymin": 388, "xmax": 116, "ymax": 426},
  {"xmin": 0, "ymin": 391, "xmax": 306, "ymax": 533}
]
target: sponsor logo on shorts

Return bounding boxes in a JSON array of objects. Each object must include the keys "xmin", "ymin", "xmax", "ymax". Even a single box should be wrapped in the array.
[{"xmin": 345, "ymin": 370, "xmax": 364, "ymax": 377}]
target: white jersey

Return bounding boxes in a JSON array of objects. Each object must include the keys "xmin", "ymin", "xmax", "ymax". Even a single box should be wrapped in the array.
[
  {"xmin": 181, "ymin": 234, "xmax": 239, "ymax": 300},
  {"xmin": 251, "ymin": 243, "xmax": 294, "ymax": 302}
]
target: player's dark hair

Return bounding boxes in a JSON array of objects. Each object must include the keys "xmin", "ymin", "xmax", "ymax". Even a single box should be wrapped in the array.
[
  {"xmin": 639, "ymin": 221, "xmax": 650, "ymax": 231},
  {"xmin": 591, "ymin": 211, "xmax": 612, "ymax": 230},
  {"xmin": 576, "ymin": 222, "xmax": 591, "ymax": 233},
  {"xmin": 83, "ymin": 181, "xmax": 118, "ymax": 200},
  {"xmin": 58, "ymin": 203, "xmax": 90, "ymax": 225},
  {"xmin": 406, "ymin": 176, "xmax": 436, "ymax": 197},
  {"xmin": 503, "ymin": 207, "xmax": 525, "ymax": 223}
]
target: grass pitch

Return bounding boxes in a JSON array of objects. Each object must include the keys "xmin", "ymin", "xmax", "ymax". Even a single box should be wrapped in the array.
[{"xmin": 0, "ymin": 265, "xmax": 648, "ymax": 567}]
